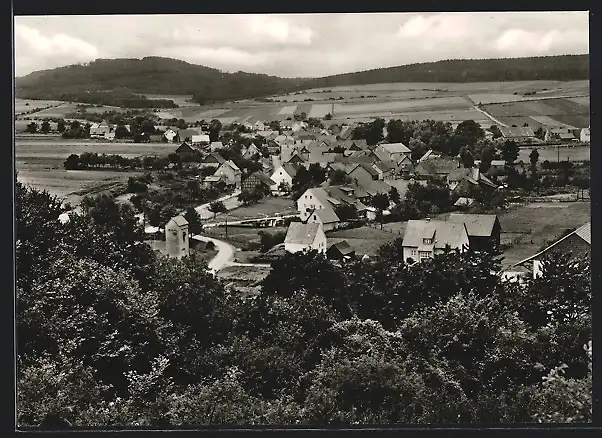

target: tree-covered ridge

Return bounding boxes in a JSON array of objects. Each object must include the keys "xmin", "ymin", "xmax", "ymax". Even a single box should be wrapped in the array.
[
  {"xmin": 304, "ymin": 54, "xmax": 590, "ymax": 88},
  {"xmin": 16, "ymin": 181, "xmax": 591, "ymax": 427},
  {"xmin": 15, "ymin": 54, "xmax": 589, "ymax": 105}
]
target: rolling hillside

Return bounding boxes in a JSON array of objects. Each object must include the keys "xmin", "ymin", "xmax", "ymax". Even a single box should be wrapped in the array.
[{"xmin": 15, "ymin": 54, "xmax": 589, "ymax": 106}]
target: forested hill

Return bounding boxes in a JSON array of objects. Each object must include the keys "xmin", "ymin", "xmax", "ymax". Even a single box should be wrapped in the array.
[
  {"xmin": 302, "ymin": 54, "xmax": 590, "ymax": 88},
  {"xmin": 15, "ymin": 54, "xmax": 589, "ymax": 105},
  {"xmin": 15, "ymin": 56, "xmax": 308, "ymax": 105}
]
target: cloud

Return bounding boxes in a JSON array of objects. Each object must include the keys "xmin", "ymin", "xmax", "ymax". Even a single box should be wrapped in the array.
[{"xmin": 14, "ymin": 12, "xmax": 589, "ymax": 78}]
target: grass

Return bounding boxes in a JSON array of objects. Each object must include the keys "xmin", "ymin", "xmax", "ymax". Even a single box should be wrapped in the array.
[
  {"xmin": 15, "ymin": 99, "xmax": 65, "ymax": 114},
  {"xmin": 219, "ymin": 197, "xmax": 297, "ymax": 221},
  {"xmin": 217, "ymin": 265, "xmax": 271, "ymax": 285},
  {"xmin": 326, "ymin": 223, "xmax": 404, "ymax": 256},
  {"xmin": 498, "ymin": 200, "xmax": 591, "ymax": 268},
  {"xmin": 204, "ymin": 225, "xmax": 290, "ymax": 250},
  {"xmin": 517, "ymin": 145, "xmax": 590, "ymax": 163}
]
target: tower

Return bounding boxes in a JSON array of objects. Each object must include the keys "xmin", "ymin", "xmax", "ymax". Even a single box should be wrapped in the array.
[{"xmin": 165, "ymin": 215, "xmax": 189, "ymax": 259}]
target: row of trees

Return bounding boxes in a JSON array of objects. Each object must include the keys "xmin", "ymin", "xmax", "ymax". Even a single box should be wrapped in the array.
[
  {"xmin": 16, "ymin": 181, "xmax": 591, "ymax": 426},
  {"xmin": 64, "ymin": 153, "xmax": 169, "ymax": 171}
]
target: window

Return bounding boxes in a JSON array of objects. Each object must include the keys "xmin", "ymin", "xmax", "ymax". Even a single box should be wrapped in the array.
[
  {"xmin": 411, "ymin": 250, "xmax": 417, "ymax": 256},
  {"xmin": 309, "ymin": 195, "xmax": 312, "ymax": 199},
  {"xmin": 314, "ymin": 215, "xmax": 317, "ymax": 220},
  {"xmin": 182, "ymin": 232, "xmax": 187, "ymax": 243},
  {"xmin": 423, "ymin": 238, "xmax": 432, "ymax": 245},
  {"xmin": 280, "ymin": 171, "xmax": 282, "ymax": 175},
  {"xmin": 419, "ymin": 251, "xmax": 431, "ymax": 259}
]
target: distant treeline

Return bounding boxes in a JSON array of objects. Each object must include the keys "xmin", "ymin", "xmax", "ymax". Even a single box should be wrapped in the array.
[
  {"xmin": 302, "ymin": 55, "xmax": 590, "ymax": 88},
  {"xmin": 64, "ymin": 153, "xmax": 167, "ymax": 170},
  {"xmin": 18, "ymin": 90, "xmax": 178, "ymax": 109}
]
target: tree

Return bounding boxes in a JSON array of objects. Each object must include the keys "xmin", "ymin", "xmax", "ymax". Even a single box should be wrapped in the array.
[
  {"xmin": 57, "ymin": 120, "xmax": 66, "ymax": 133},
  {"xmin": 534, "ymin": 127, "xmax": 545, "ymax": 141},
  {"xmin": 388, "ymin": 186, "xmax": 401, "ymax": 204},
  {"xmin": 127, "ymin": 177, "xmax": 148, "ymax": 193},
  {"xmin": 115, "ymin": 125, "xmax": 130, "ymax": 139},
  {"xmin": 500, "ymin": 140, "xmax": 520, "ymax": 164},
  {"xmin": 479, "ymin": 146, "xmax": 496, "ymax": 173},
  {"xmin": 459, "ymin": 147, "xmax": 475, "ymax": 168},
  {"xmin": 209, "ymin": 119, "xmax": 222, "ymax": 142},
  {"xmin": 184, "ymin": 207, "xmax": 203, "ymax": 239},
  {"xmin": 490, "ymin": 125, "xmax": 503, "ymax": 139},
  {"xmin": 529, "ymin": 148, "xmax": 539, "ymax": 183},
  {"xmin": 64, "ymin": 154, "xmax": 80, "ymax": 170},
  {"xmin": 334, "ymin": 204, "xmax": 358, "ymax": 222},
  {"xmin": 26, "ymin": 122, "xmax": 37, "ymax": 133},
  {"xmin": 176, "ymin": 119, "xmax": 188, "ymax": 129},
  {"xmin": 41, "ymin": 121, "xmax": 51, "ymax": 134},
  {"xmin": 258, "ymin": 230, "xmax": 287, "ymax": 253},
  {"xmin": 330, "ymin": 169, "xmax": 349, "ymax": 185},
  {"xmin": 208, "ymin": 201, "xmax": 227, "ymax": 219},
  {"xmin": 452, "ymin": 120, "xmax": 485, "ymax": 155},
  {"xmin": 371, "ymin": 193, "xmax": 389, "ymax": 229},
  {"xmin": 324, "ymin": 113, "xmax": 332, "ymax": 120}
]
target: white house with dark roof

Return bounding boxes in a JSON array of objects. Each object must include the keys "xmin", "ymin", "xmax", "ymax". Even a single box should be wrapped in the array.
[
  {"xmin": 297, "ymin": 187, "xmax": 335, "ymax": 221},
  {"xmin": 165, "ymin": 215, "xmax": 189, "ymax": 259},
  {"xmin": 213, "ymin": 160, "xmax": 242, "ymax": 188},
  {"xmin": 284, "ymin": 222, "xmax": 327, "ymax": 254},
  {"xmin": 448, "ymin": 213, "xmax": 502, "ymax": 250},
  {"xmin": 270, "ymin": 163, "xmax": 298, "ymax": 192},
  {"xmin": 580, "ymin": 127, "xmax": 590, "ymax": 143},
  {"xmin": 192, "ymin": 133, "xmax": 211, "ymax": 146},
  {"xmin": 402, "ymin": 219, "xmax": 470, "ymax": 263},
  {"xmin": 375, "ymin": 143, "xmax": 412, "ymax": 162}
]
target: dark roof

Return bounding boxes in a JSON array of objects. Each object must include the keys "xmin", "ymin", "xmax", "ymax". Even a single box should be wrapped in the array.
[
  {"xmin": 313, "ymin": 207, "xmax": 340, "ymax": 224},
  {"xmin": 245, "ymin": 171, "xmax": 276, "ymax": 187},
  {"xmin": 500, "ymin": 126, "xmax": 535, "ymax": 138},
  {"xmin": 379, "ymin": 143, "xmax": 411, "ymax": 154},
  {"xmin": 176, "ymin": 142, "xmax": 197, "ymax": 153},
  {"xmin": 448, "ymin": 214, "xmax": 499, "ymax": 237},
  {"xmin": 414, "ymin": 158, "xmax": 460, "ymax": 177},
  {"xmin": 373, "ymin": 160, "xmax": 397, "ymax": 172},
  {"xmin": 348, "ymin": 163, "xmax": 380, "ymax": 178},
  {"xmin": 167, "ymin": 215, "xmax": 188, "ymax": 227},
  {"xmin": 327, "ymin": 240, "xmax": 354, "ymax": 255},
  {"xmin": 204, "ymin": 152, "xmax": 226, "ymax": 164}
]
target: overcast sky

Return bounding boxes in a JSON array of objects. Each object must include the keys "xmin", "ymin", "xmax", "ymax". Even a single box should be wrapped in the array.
[{"xmin": 14, "ymin": 12, "xmax": 589, "ymax": 78}]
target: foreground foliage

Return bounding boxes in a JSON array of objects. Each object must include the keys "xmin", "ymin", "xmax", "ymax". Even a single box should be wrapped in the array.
[{"xmin": 16, "ymin": 182, "xmax": 591, "ymax": 427}]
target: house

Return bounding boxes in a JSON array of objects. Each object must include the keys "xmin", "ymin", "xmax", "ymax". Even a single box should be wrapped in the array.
[
  {"xmin": 286, "ymin": 152, "xmax": 307, "ymax": 166},
  {"xmin": 544, "ymin": 127, "xmax": 577, "ymax": 143},
  {"xmin": 326, "ymin": 240, "xmax": 356, "ymax": 261},
  {"xmin": 192, "ymin": 133, "xmax": 211, "ymax": 146},
  {"xmin": 149, "ymin": 134, "xmax": 164, "ymax": 143},
  {"xmin": 165, "ymin": 215, "xmax": 189, "ymax": 259},
  {"xmin": 375, "ymin": 143, "xmax": 412, "ymax": 161},
  {"xmin": 175, "ymin": 142, "xmax": 199, "ymax": 157},
  {"xmin": 329, "ymin": 124, "xmax": 341, "ymax": 136},
  {"xmin": 177, "ymin": 128, "xmax": 200, "ymax": 143},
  {"xmin": 209, "ymin": 141, "xmax": 224, "ymax": 151},
  {"xmin": 337, "ymin": 125, "xmax": 355, "ymax": 141},
  {"xmin": 454, "ymin": 197, "xmax": 477, "ymax": 209},
  {"xmin": 447, "ymin": 213, "xmax": 502, "ymax": 251},
  {"xmin": 347, "ymin": 163, "xmax": 380, "ymax": 187},
  {"xmin": 90, "ymin": 120, "xmax": 112, "ymax": 138},
  {"xmin": 474, "ymin": 159, "xmax": 506, "ymax": 169},
  {"xmin": 580, "ymin": 127, "xmax": 590, "ymax": 143},
  {"xmin": 413, "ymin": 157, "xmax": 461, "ymax": 181},
  {"xmin": 241, "ymin": 171, "xmax": 275, "ymax": 193},
  {"xmin": 105, "ymin": 129, "xmax": 116, "ymax": 141},
  {"xmin": 203, "ymin": 175, "xmax": 225, "ymax": 189},
  {"xmin": 200, "ymin": 151, "xmax": 227, "ymax": 168},
  {"xmin": 397, "ymin": 155, "xmax": 414, "ymax": 174},
  {"xmin": 242, "ymin": 143, "xmax": 261, "ymax": 160},
  {"xmin": 297, "ymin": 187, "xmax": 334, "ymax": 221},
  {"xmin": 214, "ymin": 160, "xmax": 242, "ymax": 188},
  {"xmin": 306, "ymin": 207, "xmax": 340, "ymax": 232},
  {"xmin": 284, "ymin": 222, "xmax": 327, "ymax": 254},
  {"xmin": 514, "ymin": 222, "xmax": 591, "ymax": 278},
  {"xmin": 402, "ymin": 219, "xmax": 470, "ymax": 263},
  {"xmin": 449, "ymin": 167, "xmax": 498, "ymax": 194},
  {"xmin": 164, "ymin": 128, "xmax": 178, "ymax": 143},
  {"xmin": 372, "ymin": 160, "xmax": 397, "ymax": 180},
  {"xmin": 270, "ymin": 163, "xmax": 298, "ymax": 192},
  {"xmin": 418, "ymin": 149, "xmax": 441, "ymax": 162},
  {"xmin": 499, "ymin": 126, "xmax": 536, "ymax": 143},
  {"xmin": 254, "ymin": 121, "xmax": 266, "ymax": 131}
]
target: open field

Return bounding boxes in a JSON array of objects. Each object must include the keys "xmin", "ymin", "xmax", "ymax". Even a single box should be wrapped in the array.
[
  {"xmin": 15, "ymin": 98, "xmax": 66, "ymax": 115},
  {"xmin": 16, "ymin": 140, "xmax": 175, "ymax": 159},
  {"xmin": 307, "ymin": 103, "xmax": 333, "ymax": 118},
  {"xmin": 204, "ymin": 225, "xmax": 290, "ymax": 251},
  {"xmin": 529, "ymin": 115, "xmax": 573, "ymax": 128},
  {"xmin": 484, "ymin": 98, "xmax": 589, "ymax": 129},
  {"xmin": 497, "ymin": 201, "xmax": 591, "ymax": 268},
  {"xmin": 142, "ymin": 94, "xmax": 197, "ymax": 107},
  {"xmin": 278, "ymin": 105, "xmax": 298, "ymax": 116},
  {"xmin": 518, "ymin": 145, "xmax": 590, "ymax": 163},
  {"xmin": 326, "ymin": 224, "xmax": 404, "ymax": 256}
]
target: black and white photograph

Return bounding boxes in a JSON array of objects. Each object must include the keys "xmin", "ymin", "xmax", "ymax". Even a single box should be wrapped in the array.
[{"xmin": 14, "ymin": 11, "xmax": 591, "ymax": 429}]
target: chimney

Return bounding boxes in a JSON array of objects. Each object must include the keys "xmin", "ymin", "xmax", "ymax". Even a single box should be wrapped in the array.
[{"xmin": 472, "ymin": 167, "xmax": 480, "ymax": 180}]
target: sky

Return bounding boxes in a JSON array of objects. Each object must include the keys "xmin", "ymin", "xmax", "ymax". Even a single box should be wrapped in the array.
[{"xmin": 14, "ymin": 12, "xmax": 589, "ymax": 78}]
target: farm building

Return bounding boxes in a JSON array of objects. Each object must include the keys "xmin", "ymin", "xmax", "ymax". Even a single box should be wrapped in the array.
[
  {"xmin": 402, "ymin": 219, "xmax": 470, "ymax": 264},
  {"xmin": 413, "ymin": 157, "xmax": 461, "ymax": 180},
  {"xmin": 90, "ymin": 121, "xmax": 112, "ymax": 138},
  {"xmin": 447, "ymin": 213, "xmax": 502, "ymax": 251},
  {"xmin": 209, "ymin": 141, "xmax": 224, "ymax": 151},
  {"xmin": 175, "ymin": 142, "xmax": 199, "ymax": 157},
  {"xmin": 270, "ymin": 163, "xmax": 298, "ymax": 192},
  {"xmin": 544, "ymin": 127, "xmax": 577, "ymax": 142},
  {"xmin": 327, "ymin": 240, "xmax": 355, "ymax": 261},
  {"xmin": 306, "ymin": 207, "xmax": 340, "ymax": 232},
  {"xmin": 397, "ymin": 155, "xmax": 414, "ymax": 174},
  {"xmin": 372, "ymin": 160, "xmax": 397, "ymax": 180},
  {"xmin": 203, "ymin": 175, "xmax": 225, "ymax": 189},
  {"xmin": 201, "ymin": 152, "xmax": 227, "ymax": 168},
  {"xmin": 297, "ymin": 187, "xmax": 334, "ymax": 221},
  {"xmin": 448, "ymin": 167, "xmax": 498, "ymax": 193},
  {"xmin": 176, "ymin": 128, "xmax": 200, "ymax": 143},
  {"xmin": 418, "ymin": 150, "xmax": 441, "ymax": 162},
  {"xmin": 499, "ymin": 126, "xmax": 536, "ymax": 143},
  {"xmin": 454, "ymin": 197, "xmax": 477, "ymax": 209},
  {"xmin": 375, "ymin": 143, "xmax": 412, "ymax": 162},
  {"xmin": 242, "ymin": 143, "xmax": 261, "ymax": 159},
  {"xmin": 580, "ymin": 127, "xmax": 590, "ymax": 143},
  {"xmin": 163, "ymin": 128, "xmax": 178, "ymax": 142},
  {"xmin": 165, "ymin": 215, "xmax": 189, "ymax": 259},
  {"xmin": 514, "ymin": 222, "xmax": 591, "ymax": 279},
  {"xmin": 241, "ymin": 171, "xmax": 275, "ymax": 193},
  {"xmin": 347, "ymin": 163, "xmax": 380, "ymax": 187},
  {"xmin": 149, "ymin": 134, "xmax": 164, "ymax": 143},
  {"xmin": 213, "ymin": 160, "xmax": 242, "ymax": 188},
  {"xmin": 192, "ymin": 133, "xmax": 211, "ymax": 146},
  {"xmin": 284, "ymin": 222, "xmax": 327, "ymax": 254}
]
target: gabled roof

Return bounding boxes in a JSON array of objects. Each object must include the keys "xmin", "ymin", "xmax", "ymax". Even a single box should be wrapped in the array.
[
  {"xmin": 210, "ymin": 141, "xmax": 224, "ymax": 149},
  {"xmin": 379, "ymin": 143, "xmax": 411, "ymax": 154},
  {"xmin": 176, "ymin": 142, "xmax": 197, "ymax": 152},
  {"xmin": 454, "ymin": 197, "xmax": 477, "ymax": 207},
  {"xmin": 225, "ymin": 160, "xmax": 240, "ymax": 171},
  {"xmin": 284, "ymin": 222, "xmax": 322, "ymax": 245},
  {"xmin": 312, "ymin": 207, "xmax": 340, "ymax": 224},
  {"xmin": 514, "ymin": 222, "xmax": 591, "ymax": 266},
  {"xmin": 192, "ymin": 134, "xmax": 211, "ymax": 143},
  {"xmin": 204, "ymin": 152, "xmax": 226, "ymax": 164},
  {"xmin": 361, "ymin": 180, "xmax": 393, "ymax": 196},
  {"xmin": 348, "ymin": 163, "xmax": 380, "ymax": 178},
  {"xmin": 414, "ymin": 158, "xmax": 460, "ymax": 176},
  {"xmin": 245, "ymin": 171, "xmax": 276, "ymax": 187},
  {"xmin": 448, "ymin": 213, "xmax": 499, "ymax": 237},
  {"xmin": 167, "ymin": 215, "xmax": 188, "ymax": 227},
  {"xmin": 328, "ymin": 240, "xmax": 354, "ymax": 255},
  {"xmin": 373, "ymin": 149, "xmax": 391, "ymax": 162},
  {"xmin": 373, "ymin": 160, "xmax": 397, "ymax": 172},
  {"xmin": 403, "ymin": 220, "xmax": 468, "ymax": 250},
  {"xmin": 178, "ymin": 128, "xmax": 201, "ymax": 140},
  {"xmin": 499, "ymin": 126, "xmax": 535, "ymax": 138}
]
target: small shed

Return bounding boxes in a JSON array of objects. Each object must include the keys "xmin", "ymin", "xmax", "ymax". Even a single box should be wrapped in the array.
[{"xmin": 326, "ymin": 240, "xmax": 356, "ymax": 261}]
